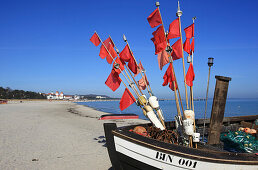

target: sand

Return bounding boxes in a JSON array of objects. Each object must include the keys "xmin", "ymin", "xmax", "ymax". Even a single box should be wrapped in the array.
[{"xmin": 0, "ymin": 100, "xmax": 148, "ymax": 170}]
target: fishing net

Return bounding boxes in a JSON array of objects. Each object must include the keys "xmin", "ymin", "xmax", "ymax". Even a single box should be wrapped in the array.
[{"xmin": 220, "ymin": 130, "xmax": 258, "ymax": 153}]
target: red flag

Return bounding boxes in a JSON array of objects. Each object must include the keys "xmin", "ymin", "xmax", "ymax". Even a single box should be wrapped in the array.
[
  {"xmin": 90, "ymin": 32, "xmax": 101, "ymax": 46},
  {"xmin": 183, "ymin": 38, "xmax": 191, "ymax": 54},
  {"xmin": 134, "ymin": 61, "xmax": 143, "ymax": 77},
  {"xmin": 185, "ymin": 63, "xmax": 195, "ymax": 86},
  {"xmin": 167, "ymin": 18, "xmax": 180, "ymax": 39},
  {"xmin": 128, "ymin": 58, "xmax": 138, "ymax": 74},
  {"xmin": 147, "ymin": 8, "xmax": 162, "ymax": 28},
  {"xmin": 120, "ymin": 44, "xmax": 133, "ymax": 63},
  {"xmin": 119, "ymin": 88, "xmax": 136, "ymax": 111},
  {"xmin": 151, "ymin": 26, "xmax": 167, "ymax": 54},
  {"xmin": 99, "ymin": 37, "xmax": 116, "ymax": 61},
  {"xmin": 171, "ymin": 39, "xmax": 183, "ymax": 60},
  {"xmin": 106, "ymin": 43, "xmax": 117, "ymax": 64},
  {"xmin": 113, "ymin": 57, "xmax": 125, "ymax": 74},
  {"xmin": 162, "ymin": 63, "xmax": 175, "ymax": 86},
  {"xmin": 138, "ymin": 75, "xmax": 149, "ymax": 90},
  {"xmin": 157, "ymin": 50, "xmax": 169, "ymax": 70},
  {"xmin": 191, "ymin": 38, "xmax": 195, "ymax": 54},
  {"xmin": 105, "ymin": 70, "xmax": 121, "ymax": 91},
  {"xmin": 184, "ymin": 24, "xmax": 194, "ymax": 39}
]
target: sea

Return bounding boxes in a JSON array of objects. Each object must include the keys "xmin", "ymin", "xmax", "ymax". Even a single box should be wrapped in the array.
[{"xmin": 76, "ymin": 98, "xmax": 258, "ymax": 121}]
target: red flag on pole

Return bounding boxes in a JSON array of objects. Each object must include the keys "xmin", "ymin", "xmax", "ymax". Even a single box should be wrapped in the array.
[
  {"xmin": 90, "ymin": 32, "xmax": 101, "ymax": 46},
  {"xmin": 99, "ymin": 37, "xmax": 117, "ymax": 62},
  {"xmin": 171, "ymin": 39, "xmax": 183, "ymax": 60},
  {"xmin": 151, "ymin": 26, "xmax": 167, "ymax": 54},
  {"xmin": 184, "ymin": 24, "xmax": 194, "ymax": 39},
  {"xmin": 138, "ymin": 75, "xmax": 149, "ymax": 90},
  {"xmin": 162, "ymin": 63, "xmax": 177, "ymax": 91},
  {"xmin": 128, "ymin": 58, "xmax": 138, "ymax": 74},
  {"xmin": 167, "ymin": 18, "xmax": 180, "ymax": 39},
  {"xmin": 183, "ymin": 38, "xmax": 191, "ymax": 54},
  {"xmin": 119, "ymin": 88, "xmax": 136, "ymax": 111},
  {"xmin": 105, "ymin": 70, "xmax": 122, "ymax": 91},
  {"xmin": 190, "ymin": 38, "xmax": 195, "ymax": 54},
  {"xmin": 185, "ymin": 63, "xmax": 195, "ymax": 86},
  {"xmin": 134, "ymin": 61, "xmax": 143, "ymax": 77},
  {"xmin": 120, "ymin": 44, "xmax": 133, "ymax": 63},
  {"xmin": 113, "ymin": 57, "xmax": 125, "ymax": 74},
  {"xmin": 147, "ymin": 8, "xmax": 162, "ymax": 28},
  {"xmin": 157, "ymin": 50, "xmax": 169, "ymax": 70}
]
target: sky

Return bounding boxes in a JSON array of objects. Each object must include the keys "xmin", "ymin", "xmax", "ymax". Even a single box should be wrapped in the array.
[{"xmin": 0, "ymin": 0, "xmax": 258, "ymax": 99}]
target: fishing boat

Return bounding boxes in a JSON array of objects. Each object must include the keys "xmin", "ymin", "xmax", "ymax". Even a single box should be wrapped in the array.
[
  {"xmin": 104, "ymin": 115, "xmax": 258, "ymax": 170},
  {"xmin": 90, "ymin": 1, "xmax": 258, "ymax": 169}
]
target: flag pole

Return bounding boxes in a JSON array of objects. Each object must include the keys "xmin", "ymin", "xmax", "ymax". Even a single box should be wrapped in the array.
[
  {"xmin": 190, "ymin": 17, "xmax": 196, "ymax": 112},
  {"xmin": 123, "ymin": 36, "xmax": 153, "ymax": 97},
  {"xmin": 109, "ymin": 36, "xmax": 144, "ymax": 96},
  {"xmin": 94, "ymin": 32, "xmax": 165, "ymax": 130},
  {"xmin": 95, "ymin": 32, "xmax": 141, "ymax": 99},
  {"xmin": 156, "ymin": 2, "xmax": 183, "ymax": 118},
  {"xmin": 177, "ymin": 1, "xmax": 189, "ymax": 110}
]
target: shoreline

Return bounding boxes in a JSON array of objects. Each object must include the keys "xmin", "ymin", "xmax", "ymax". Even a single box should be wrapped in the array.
[{"xmin": 0, "ymin": 100, "xmax": 148, "ymax": 170}]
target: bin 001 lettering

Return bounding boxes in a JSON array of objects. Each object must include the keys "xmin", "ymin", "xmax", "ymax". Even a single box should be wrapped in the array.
[{"xmin": 178, "ymin": 158, "xmax": 197, "ymax": 168}]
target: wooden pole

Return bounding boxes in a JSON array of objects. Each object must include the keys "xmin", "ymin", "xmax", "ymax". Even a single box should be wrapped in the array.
[
  {"xmin": 109, "ymin": 36, "xmax": 144, "ymax": 96},
  {"xmin": 95, "ymin": 32, "xmax": 141, "ymax": 99},
  {"xmin": 156, "ymin": 4, "xmax": 183, "ymax": 118},
  {"xmin": 123, "ymin": 38, "xmax": 152, "ymax": 96},
  {"xmin": 177, "ymin": 1, "xmax": 189, "ymax": 110}
]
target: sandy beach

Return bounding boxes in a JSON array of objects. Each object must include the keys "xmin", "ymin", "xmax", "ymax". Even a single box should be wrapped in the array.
[{"xmin": 0, "ymin": 101, "xmax": 148, "ymax": 170}]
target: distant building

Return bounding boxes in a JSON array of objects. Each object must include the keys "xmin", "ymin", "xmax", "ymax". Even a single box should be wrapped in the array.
[
  {"xmin": 46, "ymin": 91, "xmax": 73, "ymax": 100},
  {"xmin": 96, "ymin": 96, "xmax": 106, "ymax": 99}
]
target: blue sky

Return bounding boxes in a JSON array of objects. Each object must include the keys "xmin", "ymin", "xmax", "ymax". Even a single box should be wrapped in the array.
[{"xmin": 0, "ymin": 0, "xmax": 258, "ymax": 99}]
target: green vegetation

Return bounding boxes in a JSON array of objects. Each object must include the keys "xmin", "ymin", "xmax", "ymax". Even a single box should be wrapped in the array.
[{"xmin": 0, "ymin": 87, "xmax": 46, "ymax": 99}]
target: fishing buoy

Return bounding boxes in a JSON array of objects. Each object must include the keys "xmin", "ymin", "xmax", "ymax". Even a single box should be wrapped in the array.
[
  {"xmin": 183, "ymin": 119, "xmax": 194, "ymax": 135},
  {"xmin": 184, "ymin": 110, "xmax": 195, "ymax": 122},
  {"xmin": 148, "ymin": 96, "xmax": 159, "ymax": 109},
  {"xmin": 148, "ymin": 96, "xmax": 165, "ymax": 121},
  {"xmin": 138, "ymin": 95, "xmax": 148, "ymax": 106},
  {"xmin": 192, "ymin": 133, "xmax": 200, "ymax": 142},
  {"xmin": 144, "ymin": 105, "xmax": 165, "ymax": 130}
]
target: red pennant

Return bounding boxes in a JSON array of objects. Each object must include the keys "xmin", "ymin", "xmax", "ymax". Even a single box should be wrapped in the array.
[
  {"xmin": 90, "ymin": 32, "xmax": 101, "ymax": 46},
  {"xmin": 185, "ymin": 63, "xmax": 195, "ymax": 87},
  {"xmin": 191, "ymin": 38, "xmax": 195, "ymax": 54},
  {"xmin": 134, "ymin": 61, "xmax": 143, "ymax": 77},
  {"xmin": 138, "ymin": 75, "xmax": 149, "ymax": 90},
  {"xmin": 99, "ymin": 37, "xmax": 117, "ymax": 61},
  {"xmin": 184, "ymin": 24, "xmax": 194, "ymax": 39},
  {"xmin": 119, "ymin": 88, "xmax": 136, "ymax": 111},
  {"xmin": 183, "ymin": 38, "xmax": 191, "ymax": 54},
  {"xmin": 128, "ymin": 58, "xmax": 138, "ymax": 74},
  {"xmin": 113, "ymin": 57, "xmax": 125, "ymax": 74},
  {"xmin": 147, "ymin": 8, "xmax": 162, "ymax": 28},
  {"xmin": 171, "ymin": 39, "xmax": 183, "ymax": 60},
  {"xmin": 151, "ymin": 26, "xmax": 167, "ymax": 54},
  {"xmin": 167, "ymin": 18, "xmax": 180, "ymax": 39},
  {"xmin": 106, "ymin": 43, "xmax": 117, "ymax": 64},
  {"xmin": 157, "ymin": 50, "xmax": 169, "ymax": 70},
  {"xmin": 120, "ymin": 44, "xmax": 133, "ymax": 63},
  {"xmin": 105, "ymin": 70, "xmax": 121, "ymax": 91},
  {"xmin": 162, "ymin": 63, "xmax": 175, "ymax": 86}
]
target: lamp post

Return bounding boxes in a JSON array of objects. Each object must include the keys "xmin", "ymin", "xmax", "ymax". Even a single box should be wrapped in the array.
[{"xmin": 202, "ymin": 57, "xmax": 214, "ymax": 142}]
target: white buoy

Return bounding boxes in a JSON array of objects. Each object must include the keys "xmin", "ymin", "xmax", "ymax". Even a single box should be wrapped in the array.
[
  {"xmin": 192, "ymin": 133, "xmax": 200, "ymax": 142},
  {"xmin": 184, "ymin": 110, "xmax": 195, "ymax": 122},
  {"xmin": 146, "ymin": 110, "xmax": 165, "ymax": 130},
  {"xmin": 148, "ymin": 96, "xmax": 159, "ymax": 109},
  {"xmin": 183, "ymin": 119, "xmax": 194, "ymax": 135}
]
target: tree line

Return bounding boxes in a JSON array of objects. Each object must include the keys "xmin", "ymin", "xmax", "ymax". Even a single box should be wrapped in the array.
[{"xmin": 0, "ymin": 87, "xmax": 46, "ymax": 99}]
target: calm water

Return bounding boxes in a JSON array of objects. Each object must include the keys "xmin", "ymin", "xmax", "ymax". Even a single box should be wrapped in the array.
[{"xmin": 76, "ymin": 98, "xmax": 258, "ymax": 121}]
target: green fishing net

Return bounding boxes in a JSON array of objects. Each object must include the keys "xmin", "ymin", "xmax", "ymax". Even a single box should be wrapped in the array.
[{"xmin": 220, "ymin": 131, "xmax": 257, "ymax": 153}]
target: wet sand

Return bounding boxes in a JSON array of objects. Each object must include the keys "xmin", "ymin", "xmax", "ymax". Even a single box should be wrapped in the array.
[{"xmin": 0, "ymin": 100, "xmax": 148, "ymax": 170}]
